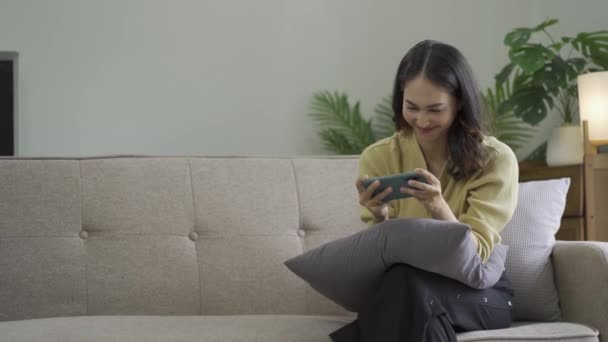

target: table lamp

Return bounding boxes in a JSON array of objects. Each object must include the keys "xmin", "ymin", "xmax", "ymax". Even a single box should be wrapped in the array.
[{"xmin": 578, "ymin": 71, "xmax": 608, "ymax": 154}]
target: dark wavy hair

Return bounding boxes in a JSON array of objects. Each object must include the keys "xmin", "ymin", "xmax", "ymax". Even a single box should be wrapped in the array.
[{"xmin": 392, "ymin": 40, "xmax": 494, "ymax": 180}]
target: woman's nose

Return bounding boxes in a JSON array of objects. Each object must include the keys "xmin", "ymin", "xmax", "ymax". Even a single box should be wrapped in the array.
[{"xmin": 416, "ymin": 116, "xmax": 432, "ymax": 128}]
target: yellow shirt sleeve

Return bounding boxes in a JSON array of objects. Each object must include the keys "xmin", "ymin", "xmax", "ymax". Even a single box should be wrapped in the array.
[
  {"xmin": 358, "ymin": 143, "xmax": 397, "ymax": 226},
  {"xmin": 458, "ymin": 144, "xmax": 519, "ymax": 262}
]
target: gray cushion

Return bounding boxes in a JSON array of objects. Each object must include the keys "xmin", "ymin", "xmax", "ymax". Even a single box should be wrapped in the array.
[
  {"xmin": 284, "ymin": 218, "xmax": 507, "ymax": 312},
  {"xmin": 500, "ymin": 178, "xmax": 570, "ymax": 322}
]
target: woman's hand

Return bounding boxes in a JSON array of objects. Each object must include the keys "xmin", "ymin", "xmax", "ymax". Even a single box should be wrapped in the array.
[
  {"xmin": 355, "ymin": 175, "xmax": 392, "ymax": 223},
  {"xmin": 400, "ymin": 168, "xmax": 454, "ymax": 221}
]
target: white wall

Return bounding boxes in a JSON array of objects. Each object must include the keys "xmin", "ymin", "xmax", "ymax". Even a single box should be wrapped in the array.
[{"xmin": 1, "ymin": 0, "xmax": 606, "ymax": 157}]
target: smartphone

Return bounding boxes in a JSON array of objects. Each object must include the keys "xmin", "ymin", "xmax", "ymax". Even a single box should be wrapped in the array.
[{"xmin": 361, "ymin": 171, "xmax": 427, "ymax": 202}]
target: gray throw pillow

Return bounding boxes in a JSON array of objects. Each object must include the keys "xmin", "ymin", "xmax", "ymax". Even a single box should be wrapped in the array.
[
  {"xmin": 500, "ymin": 178, "xmax": 570, "ymax": 322},
  {"xmin": 284, "ymin": 218, "xmax": 507, "ymax": 312}
]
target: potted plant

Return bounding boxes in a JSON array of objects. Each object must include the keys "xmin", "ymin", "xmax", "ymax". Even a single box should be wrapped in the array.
[{"xmin": 495, "ymin": 18, "xmax": 608, "ymax": 165}]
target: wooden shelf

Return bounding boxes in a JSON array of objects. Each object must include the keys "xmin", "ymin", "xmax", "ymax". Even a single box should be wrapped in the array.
[
  {"xmin": 519, "ymin": 161, "xmax": 585, "ymax": 241},
  {"xmin": 519, "ymin": 152, "xmax": 608, "ymax": 241}
]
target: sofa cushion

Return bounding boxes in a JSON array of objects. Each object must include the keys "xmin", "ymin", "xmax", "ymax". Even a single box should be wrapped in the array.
[
  {"xmin": 458, "ymin": 322, "xmax": 598, "ymax": 342},
  {"xmin": 0, "ymin": 160, "xmax": 86, "ymax": 321},
  {"xmin": 285, "ymin": 218, "xmax": 507, "ymax": 312},
  {"xmin": 0, "ymin": 316, "xmax": 597, "ymax": 342},
  {"xmin": 0, "ymin": 315, "xmax": 351, "ymax": 342},
  {"xmin": 500, "ymin": 178, "xmax": 570, "ymax": 322}
]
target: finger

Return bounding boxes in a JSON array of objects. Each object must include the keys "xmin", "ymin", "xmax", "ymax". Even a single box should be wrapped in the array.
[
  {"xmin": 363, "ymin": 179, "xmax": 382, "ymax": 198},
  {"xmin": 355, "ymin": 175, "xmax": 368, "ymax": 193},
  {"xmin": 400, "ymin": 186, "xmax": 424, "ymax": 198},
  {"xmin": 366, "ymin": 187, "xmax": 392, "ymax": 207},
  {"xmin": 359, "ymin": 179, "xmax": 381, "ymax": 204},
  {"xmin": 415, "ymin": 168, "xmax": 439, "ymax": 185},
  {"xmin": 407, "ymin": 180, "xmax": 434, "ymax": 192}
]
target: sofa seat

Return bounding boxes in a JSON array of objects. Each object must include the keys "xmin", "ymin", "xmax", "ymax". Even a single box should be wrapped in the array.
[
  {"xmin": 0, "ymin": 315, "xmax": 346, "ymax": 342},
  {"xmin": 0, "ymin": 315, "xmax": 599, "ymax": 342},
  {"xmin": 458, "ymin": 322, "xmax": 599, "ymax": 342}
]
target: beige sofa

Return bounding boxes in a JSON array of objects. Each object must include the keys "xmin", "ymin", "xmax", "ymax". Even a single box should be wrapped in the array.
[{"xmin": 0, "ymin": 156, "xmax": 606, "ymax": 342}]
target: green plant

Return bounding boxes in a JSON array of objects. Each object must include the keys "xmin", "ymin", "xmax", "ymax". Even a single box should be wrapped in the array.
[
  {"xmin": 482, "ymin": 77, "xmax": 536, "ymax": 155},
  {"xmin": 496, "ymin": 18, "xmax": 608, "ymax": 125},
  {"xmin": 372, "ymin": 95, "xmax": 397, "ymax": 139},
  {"xmin": 309, "ymin": 91, "xmax": 395, "ymax": 154}
]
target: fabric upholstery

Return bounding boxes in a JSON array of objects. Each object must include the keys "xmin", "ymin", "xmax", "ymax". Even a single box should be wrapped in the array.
[
  {"xmin": 0, "ymin": 160, "xmax": 86, "ymax": 321},
  {"xmin": 0, "ymin": 156, "xmax": 604, "ymax": 342},
  {"xmin": 500, "ymin": 178, "xmax": 570, "ymax": 322},
  {"xmin": 0, "ymin": 156, "xmax": 365, "ymax": 320},
  {"xmin": 457, "ymin": 322, "xmax": 598, "ymax": 342},
  {"xmin": 0, "ymin": 315, "xmax": 347, "ymax": 342},
  {"xmin": 0, "ymin": 316, "xmax": 597, "ymax": 342},
  {"xmin": 553, "ymin": 241, "xmax": 608, "ymax": 342},
  {"xmin": 285, "ymin": 218, "xmax": 507, "ymax": 311}
]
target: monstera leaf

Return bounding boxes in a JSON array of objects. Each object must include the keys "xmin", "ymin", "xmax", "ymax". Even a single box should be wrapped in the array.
[{"xmin": 569, "ymin": 31, "xmax": 608, "ymax": 69}]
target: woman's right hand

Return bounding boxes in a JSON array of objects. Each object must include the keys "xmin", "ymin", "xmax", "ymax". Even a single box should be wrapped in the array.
[{"xmin": 355, "ymin": 175, "xmax": 392, "ymax": 223}]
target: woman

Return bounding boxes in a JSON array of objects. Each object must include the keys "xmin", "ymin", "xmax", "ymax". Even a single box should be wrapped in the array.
[{"xmin": 330, "ymin": 40, "xmax": 518, "ymax": 341}]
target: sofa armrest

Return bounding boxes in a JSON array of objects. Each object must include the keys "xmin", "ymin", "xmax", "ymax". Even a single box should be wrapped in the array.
[{"xmin": 553, "ymin": 241, "xmax": 608, "ymax": 340}]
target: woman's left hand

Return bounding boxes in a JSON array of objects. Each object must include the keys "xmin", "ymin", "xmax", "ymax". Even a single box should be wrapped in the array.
[{"xmin": 400, "ymin": 168, "xmax": 446, "ymax": 214}]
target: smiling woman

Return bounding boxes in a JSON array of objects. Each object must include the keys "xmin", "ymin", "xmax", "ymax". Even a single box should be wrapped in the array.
[
  {"xmin": 340, "ymin": 40, "xmax": 520, "ymax": 342},
  {"xmin": 392, "ymin": 41, "xmax": 494, "ymax": 181}
]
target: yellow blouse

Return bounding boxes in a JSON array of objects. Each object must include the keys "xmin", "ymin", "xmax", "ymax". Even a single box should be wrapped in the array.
[{"xmin": 359, "ymin": 131, "xmax": 519, "ymax": 261}]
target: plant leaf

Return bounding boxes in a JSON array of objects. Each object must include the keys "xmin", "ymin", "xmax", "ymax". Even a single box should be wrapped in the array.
[
  {"xmin": 512, "ymin": 68, "xmax": 533, "ymax": 91},
  {"xmin": 509, "ymin": 44, "xmax": 554, "ymax": 75},
  {"xmin": 570, "ymin": 31, "xmax": 608, "ymax": 69},
  {"xmin": 309, "ymin": 91, "xmax": 376, "ymax": 154},
  {"xmin": 319, "ymin": 129, "xmax": 359, "ymax": 154},
  {"xmin": 533, "ymin": 18, "xmax": 558, "ymax": 31},
  {"xmin": 505, "ymin": 86, "xmax": 553, "ymax": 125},
  {"xmin": 533, "ymin": 56, "xmax": 569, "ymax": 96},
  {"xmin": 505, "ymin": 28, "xmax": 532, "ymax": 49},
  {"xmin": 548, "ymin": 42, "xmax": 564, "ymax": 54},
  {"xmin": 482, "ymin": 80, "xmax": 535, "ymax": 154},
  {"xmin": 495, "ymin": 63, "xmax": 515, "ymax": 86},
  {"xmin": 372, "ymin": 95, "xmax": 395, "ymax": 139}
]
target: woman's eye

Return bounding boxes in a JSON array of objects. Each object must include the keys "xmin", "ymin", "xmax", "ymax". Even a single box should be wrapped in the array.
[
  {"xmin": 429, "ymin": 109, "xmax": 442, "ymax": 113},
  {"xmin": 406, "ymin": 107, "xmax": 418, "ymax": 111}
]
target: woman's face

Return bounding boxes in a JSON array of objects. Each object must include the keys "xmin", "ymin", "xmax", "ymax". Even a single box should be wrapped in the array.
[{"xmin": 402, "ymin": 75, "xmax": 459, "ymax": 143}]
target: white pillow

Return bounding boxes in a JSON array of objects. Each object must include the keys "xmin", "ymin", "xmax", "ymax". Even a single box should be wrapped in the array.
[{"xmin": 501, "ymin": 178, "xmax": 570, "ymax": 321}]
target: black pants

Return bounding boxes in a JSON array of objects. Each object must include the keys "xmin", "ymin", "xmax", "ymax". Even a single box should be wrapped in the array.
[{"xmin": 330, "ymin": 263, "xmax": 514, "ymax": 342}]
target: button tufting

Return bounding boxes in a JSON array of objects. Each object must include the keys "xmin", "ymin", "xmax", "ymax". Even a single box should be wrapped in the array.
[
  {"xmin": 188, "ymin": 232, "xmax": 199, "ymax": 241},
  {"xmin": 79, "ymin": 230, "xmax": 88, "ymax": 239},
  {"xmin": 297, "ymin": 229, "xmax": 306, "ymax": 238}
]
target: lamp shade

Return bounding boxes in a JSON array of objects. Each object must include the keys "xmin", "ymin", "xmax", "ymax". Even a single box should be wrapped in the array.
[{"xmin": 578, "ymin": 71, "xmax": 608, "ymax": 141}]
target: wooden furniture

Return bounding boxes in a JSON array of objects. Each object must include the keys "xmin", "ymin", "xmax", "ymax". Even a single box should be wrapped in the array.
[
  {"xmin": 518, "ymin": 121, "xmax": 608, "ymax": 241},
  {"xmin": 584, "ymin": 153, "xmax": 608, "ymax": 240},
  {"xmin": 519, "ymin": 161, "xmax": 585, "ymax": 241},
  {"xmin": 583, "ymin": 120, "xmax": 608, "ymax": 241}
]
